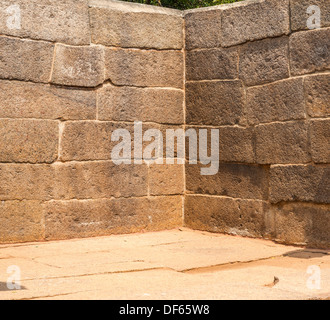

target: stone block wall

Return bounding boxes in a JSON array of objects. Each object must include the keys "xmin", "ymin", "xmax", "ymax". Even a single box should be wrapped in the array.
[
  {"xmin": 184, "ymin": 0, "xmax": 329, "ymax": 248},
  {"xmin": 0, "ymin": 0, "xmax": 328, "ymax": 248},
  {"xmin": 0, "ymin": 0, "xmax": 184, "ymax": 242}
]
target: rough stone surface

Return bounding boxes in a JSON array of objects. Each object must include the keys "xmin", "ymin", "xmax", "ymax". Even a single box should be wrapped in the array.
[
  {"xmin": 239, "ymin": 37, "xmax": 289, "ymax": 86},
  {"xmin": 0, "ymin": 164, "xmax": 55, "ymax": 201},
  {"xmin": 290, "ymin": 0, "xmax": 330, "ymax": 31},
  {"xmin": 246, "ymin": 78, "xmax": 305, "ymax": 125},
  {"xmin": 97, "ymin": 85, "xmax": 183, "ymax": 124},
  {"xmin": 106, "ymin": 123, "xmax": 185, "ymax": 162},
  {"xmin": 0, "ymin": 80, "xmax": 96, "ymax": 120},
  {"xmin": 304, "ymin": 73, "xmax": 330, "ymax": 118},
  {"xmin": 44, "ymin": 196, "xmax": 182, "ymax": 240},
  {"xmin": 186, "ymin": 81, "xmax": 244, "ymax": 126},
  {"xmin": 185, "ymin": 9, "xmax": 222, "ymax": 50},
  {"xmin": 105, "ymin": 48, "xmax": 183, "ymax": 88},
  {"xmin": 186, "ymin": 163, "xmax": 269, "ymax": 200},
  {"xmin": 0, "ymin": 0, "xmax": 90, "ymax": 45},
  {"xmin": 268, "ymin": 202, "xmax": 330, "ymax": 248},
  {"xmin": 218, "ymin": 126, "xmax": 255, "ymax": 163},
  {"xmin": 53, "ymin": 162, "xmax": 148, "ymax": 200},
  {"xmin": 89, "ymin": 7, "xmax": 183, "ymax": 49},
  {"xmin": 60, "ymin": 121, "xmax": 135, "ymax": 161},
  {"xmin": 310, "ymin": 119, "xmax": 330, "ymax": 163},
  {"xmin": 184, "ymin": 125, "xmax": 254, "ymax": 163},
  {"xmin": 290, "ymin": 28, "xmax": 330, "ymax": 76},
  {"xmin": 0, "ymin": 200, "xmax": 44, "ymax": 243},
  {"xmin": 0, "ymin": 162, "xmax": 148, "ymax": 201},
  {"xmin": 255, "ymin": 121, "xmax": 310, "ymax": 164},
  {"xmin": 221, "ymin": 0, "xmax": 290, "ymax": 47},
  {"xmin": 270, "ymin": 165, "xmax": 330, "ymax": 204},
  {"xmin": 0, "ymin": 119, "xmax": 58, "ymax": 163},
  {"xmin": 186, "ymin": 48, "xmax": 238, "ymax": 80},
  {"xmin": 0, "ymin": 37, "xmax": 54, "ymax": 83},
  {"xmin": 51, "ymin": 45, "xmax": 105, "ymax": 87},
  {"xmin": 149, "ymin": 164, "xmax": 184, "ymax": 196},
  {"xmin": 185, "ymin": 195, "xmax": 268, "ymax": 238}
]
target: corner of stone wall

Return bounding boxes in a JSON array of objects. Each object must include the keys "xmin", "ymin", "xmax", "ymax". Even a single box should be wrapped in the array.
[{"xmin": 0, "ymin": 0, "xmax": 328, "ymax": 248}]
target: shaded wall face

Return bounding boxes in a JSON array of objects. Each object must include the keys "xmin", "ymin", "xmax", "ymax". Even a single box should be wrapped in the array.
[
  {"xmin": 184, "ymin": 0, "xmax": 330, "ymax": 248},
  {"xmin": 0, "ymin": 0, "xmax": 185, "ymax": 242}
]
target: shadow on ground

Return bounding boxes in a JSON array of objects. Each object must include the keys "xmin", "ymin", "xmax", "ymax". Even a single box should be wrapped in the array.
[
  {"xmin": 0, "ymin": 282, "xmax": 26, "ymax": 292},
  {"xmin": 284, "ymin": 249, "xmax": 329, "ymax": 259}
]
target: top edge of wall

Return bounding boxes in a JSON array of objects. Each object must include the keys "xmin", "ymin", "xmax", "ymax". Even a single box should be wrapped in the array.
[
  {"xmin": 183, "ymin": 0, "xmax": 263, "ymax": 14},
  {"xmin": 89, "ymin": 0, "xmax": 264, "ymax": 15},
  {"xmin": 89, "ymin": 0, "xmax": 183, "ymax": 16}
]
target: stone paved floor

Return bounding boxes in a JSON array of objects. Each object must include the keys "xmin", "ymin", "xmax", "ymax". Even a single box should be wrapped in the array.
[{"xmin": 0, "ymin": 228, "xmax": 329, "ymax": 300}]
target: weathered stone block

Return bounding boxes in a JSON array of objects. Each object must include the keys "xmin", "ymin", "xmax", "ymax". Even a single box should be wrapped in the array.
[
  {"xmin": 246, "ymin": 78, "xmax": 305, "ymax": 125},
  {"xmin": 51, "ymin": 44, "xmax": 105, "ymax": 87},
  {"xmin": 185, "ymin": 195, "xmax": 268, "ymax": 238},
  {"xmin": 61, "ymin": 121, "xmax": 183, "ymax": 162},
  {"xmin": 0, "ymin": 119, "xmax": 58, "ymax": 163},
  {"xmin": 310, "ymin": 119, "xmax": 330, "ymax": 163},
  {"xmin": 239, "ymin": 37, "xmax": 289, "ymax": 86},
  {"xmin": 89, "ymin": 6, "xmax": 183, "ymax": 49},
  {"xmin": 184, "ymin": 125, "xmax": 254, "ymax": 163},
  {"xmin": 186, "ymin": 163, "xmax": 269, "ymax": 200},
  {"xmin": 0, "ymin": 200, "xmax": 44, "ymax": 243},
  {"xmin": 270, "ymin": 165, "xmax": 330, "ymax": 203},
  {"xmin": 0, "ymin": 161, "xmax": 148, "ymax": 202},
  {"xmin": 255, "ymin": 121, "xmax": 310, "ymax": 164},
  {"xmin": 290, "ymin": 28, "xmax": 330, "ymax": 76},
  {"xmin": 105, "ymin": 48, "xmax": 183, "ymax": 88},
  {"xmin": 290, "ymin": 0, "xmax": 330, "ymax": 31},
  {"xmin": 60, "ymin": 121, "xmax": 133, "ymax": 161},
  {"xmin": 0, "ymin": 37, "xmax": 54, "ymax": 83},
  {"xmin": 185, "ymin": 125, "xmax": 254, "ymax": 163},
  {"xmin": 44, "ymin": 199, "xmax": 115, "ymax": 240},
  {"xmin": 186, "ymin": 48, "xmax": 238, "ymax": 80},
  {"xmin": 186, "ymin": 81, "xmax": 244, "ymax": 126},
  {"xmin": 149, "ymin": 164, "xmax": 184, "ymax": 196},
  {"xmin": 219, "ymin": 126, "xmax": 255, "ymax": 163},
  {"xmin": 185, "ymin": 9, "xmax": 222, "ymax": 50},
  {"xmin": 97, "ymin": 85, "xmax": 184, "ymax": 124},
  {"xmin": 0, "ymin": 0, "xmax": 90, "ymax": 45},
  {"xmin": 44, "ymin": 196, "xmax": 182, "ymax": 240},
  {"xmin": 0, "ymin": 80, "xmax": 96, "ymax": 120},
  {"xmin": 221, "ymin": 0, "xmax": 290, "ymax": 47},
  {"xmin": 0, "ymin": 164, "xmax": 55, "ymax": 200},
  {"xmin": 53, "ymin": 161, "xmax": 148, "ymax": 200},
  {"xmin": 268, "ymin": 202, "xmax": 330, "ymax": 248},
  {"xmin": 304, "ymin": 74, "xmax": 330, "ymax": 118}
]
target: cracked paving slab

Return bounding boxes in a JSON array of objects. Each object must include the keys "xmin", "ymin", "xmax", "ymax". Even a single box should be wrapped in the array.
[{"xmin": 0, "ymin": 228, "xmax": 329, "ymax": 300}]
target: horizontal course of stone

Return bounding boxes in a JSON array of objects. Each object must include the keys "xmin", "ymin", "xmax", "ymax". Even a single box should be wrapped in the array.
[
  {"xmin": 0, "ymin": 0, "xmax": 328, "ymax": 248},
  {"xmin": 184, "ymin": 0, "xmax": 329, "ymax": 249}
]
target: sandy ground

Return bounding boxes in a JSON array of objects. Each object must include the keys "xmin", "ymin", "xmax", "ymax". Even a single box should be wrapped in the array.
[{"xmin": 0, "ymin": 228, "xmax": 329, "ymax": 300}]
